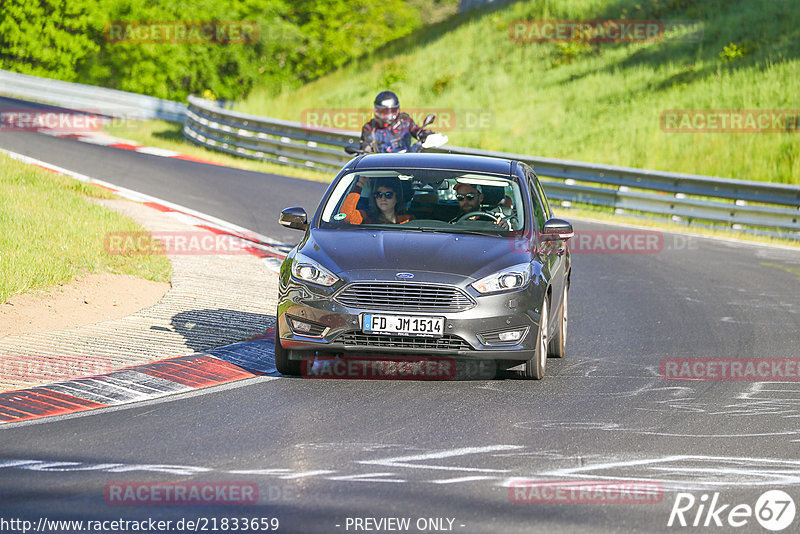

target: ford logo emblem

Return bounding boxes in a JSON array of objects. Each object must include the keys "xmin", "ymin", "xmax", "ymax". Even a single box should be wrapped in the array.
[{"xmin": 395, "ymin": 272, "xmax": 414, "ymax": 279}]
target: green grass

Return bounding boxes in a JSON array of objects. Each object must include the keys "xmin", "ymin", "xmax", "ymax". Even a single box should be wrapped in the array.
[
  {"xmin": 0, "ymin": 155, "xmax": 172, "ymax": 303},
  {"xmin": 103, "ymin": 120, "xmax": 339, "ymax": 183},
  {"xmin": 238, "ymin": 0, "xmax": 800, "ymax": 185}
]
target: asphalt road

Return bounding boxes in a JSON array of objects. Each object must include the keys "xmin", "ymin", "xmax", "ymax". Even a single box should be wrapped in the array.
[{"xmin": 2, "ymin": 102, "xmax": 800, "ymax": 533}]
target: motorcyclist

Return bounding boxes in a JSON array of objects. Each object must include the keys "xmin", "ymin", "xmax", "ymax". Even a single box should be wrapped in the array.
[{"xmin": 359, "ymin": 91, "xmax": 433, "ymax": 153}]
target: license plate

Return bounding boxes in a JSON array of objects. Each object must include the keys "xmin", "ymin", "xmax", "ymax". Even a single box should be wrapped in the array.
[{"xmin": 362, "ymin": 313, "xmax": 444, "ymax": 338}]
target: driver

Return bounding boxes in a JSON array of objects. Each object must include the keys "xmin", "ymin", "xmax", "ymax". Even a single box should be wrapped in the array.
[
  {"xmin": 359, "ymin": 91, "xmax": 432, "ymax": 153},
  {"xmin": 450, "ymin": 182, "xmax": 508, "ymax": 227},
  {"xmin": 454, "ymin": 183, "xmax": 484, "ymax": 214}
]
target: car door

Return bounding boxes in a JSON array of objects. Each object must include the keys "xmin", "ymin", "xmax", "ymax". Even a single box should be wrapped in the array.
[{"xmin": 523, "ymin": 164, "xmax": 567, "ymax": 323}]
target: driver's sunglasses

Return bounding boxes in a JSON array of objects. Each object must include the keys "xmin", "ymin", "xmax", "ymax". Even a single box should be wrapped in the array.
[
  {"xmin": 373, "ymin": 191, "xmax": 395, "ymax": 199},
  {"xmin": 456, "ymin": 194, "xmax": 477, "ymax": 201}
]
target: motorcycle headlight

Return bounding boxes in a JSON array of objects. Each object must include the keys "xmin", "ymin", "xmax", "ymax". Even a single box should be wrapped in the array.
[
  {"xmin": 291, "ymin": 254, "xmax": 339, "ymax": 287},
  {"xmin": 471, "ymin": 263, "xmax": 531, "ymax": 294}
]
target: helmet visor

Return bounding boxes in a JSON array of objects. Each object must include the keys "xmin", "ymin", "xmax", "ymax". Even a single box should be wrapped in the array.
[{"xmin": 375, "ymin": 106, "xmax": 399, "ymax": 123}]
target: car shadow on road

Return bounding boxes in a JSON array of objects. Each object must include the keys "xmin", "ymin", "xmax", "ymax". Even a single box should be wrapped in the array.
[{"xmin": 165, "ymin": 308, "xmax": 274, "ymax": 353}]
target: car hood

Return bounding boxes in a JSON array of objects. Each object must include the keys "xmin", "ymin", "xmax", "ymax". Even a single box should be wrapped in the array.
[{"xmin": 300, "ymin": 229, "xmax": 531, "ymax": 281}]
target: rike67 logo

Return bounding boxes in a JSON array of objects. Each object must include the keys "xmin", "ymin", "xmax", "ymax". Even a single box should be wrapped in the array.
[{"xmin": 668, "ymin": 490, "xmax": 796, "ymax": 531}]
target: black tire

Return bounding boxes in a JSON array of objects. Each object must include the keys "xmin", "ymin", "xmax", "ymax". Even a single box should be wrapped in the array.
[
  {"xmin": 523, "ymin": 297, "xmax": 549, "ymax": 380},
  {"xmin": 274, "ymin": 319, "xmax": 302, "ymax": 376},
  {"xmin": 548, "ymin": 285, "xmax": 568, "ymax": 358}
]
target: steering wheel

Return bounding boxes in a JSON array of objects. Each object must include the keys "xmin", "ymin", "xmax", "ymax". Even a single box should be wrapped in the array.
[{"xmin": 455, "ymin": 211, "xmax": 512, "ymax": 230}]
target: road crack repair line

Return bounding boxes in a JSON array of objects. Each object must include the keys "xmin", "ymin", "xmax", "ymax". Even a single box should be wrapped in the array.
[{"xmin": 6, "ymin": 446, "xmax": 800, "ymax": 492}]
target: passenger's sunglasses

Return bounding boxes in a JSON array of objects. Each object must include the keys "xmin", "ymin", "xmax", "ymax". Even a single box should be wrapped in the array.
[
  {"xmin": 456, "ymin": 194, "xmax": 477, "ymax": 201},
  {"xmin": 373, "ymin": 191, "xmax": 395, "ymax": 199}
]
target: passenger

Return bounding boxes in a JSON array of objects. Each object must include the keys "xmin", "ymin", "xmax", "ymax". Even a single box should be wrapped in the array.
[{"xmin": 340, "ymin": 176, "xmax": 414, "ymax": 224}]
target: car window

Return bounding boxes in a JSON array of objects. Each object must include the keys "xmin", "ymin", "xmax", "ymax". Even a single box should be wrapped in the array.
[
  {"xmin": 524, "ymin": 165, "xmax": 547, "ymax": 230},
  {"xmin": 534, "ymin": 175, "xmax": 553, "ymax": 218},
  {"xmin": 319, "ymin": 169, "xmax": 526, "ymax": 234}
]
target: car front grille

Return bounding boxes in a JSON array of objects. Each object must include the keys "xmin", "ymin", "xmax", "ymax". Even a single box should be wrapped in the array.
[
  {"xmin": 335, "ymin": 332, "xmax": 472, "ymax": 351},
  {"xmin": 334, "ymin": 282, "xmax": 474, "ymax": 312}
]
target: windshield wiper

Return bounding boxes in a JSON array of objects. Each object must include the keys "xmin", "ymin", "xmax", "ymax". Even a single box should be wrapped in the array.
[
  {"xmin": 356, "ymin": 224, "xmax": 427, "ymax": 232},
  {"xmin": 437, "ymin": 228, "xmax": 507, "ymax": 237}
]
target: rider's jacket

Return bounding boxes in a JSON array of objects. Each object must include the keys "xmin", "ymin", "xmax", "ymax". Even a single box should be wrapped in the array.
[{"xmin": 359, "ymin": 113, "xmax": 432, "ymax": 153}]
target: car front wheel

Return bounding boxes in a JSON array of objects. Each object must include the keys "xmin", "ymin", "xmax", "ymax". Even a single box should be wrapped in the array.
[
  {"xmin": 523, "ymin": 297, "xmax": 549, "ymax": 380},
  {"xmin": 274, "ymin": 317, "xmax": 302, "ymax": 376}
]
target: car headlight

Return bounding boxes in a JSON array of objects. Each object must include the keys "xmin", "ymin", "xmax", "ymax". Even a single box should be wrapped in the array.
[
  {"xmin": 471, "ymin": 263, "xmax": 531, "ymax": 294},
  {"xmin": 291, "ymin": 253, "xmax": 339, "ymax": 287}
]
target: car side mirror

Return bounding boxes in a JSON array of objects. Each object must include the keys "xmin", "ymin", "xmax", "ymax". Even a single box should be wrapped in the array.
[
  {"xmin": 541, "ymin": 218, "xmax": 574, "ymax": 240},
  {"xmin": 422, "ymin": 113, "xmax": 436, "ymax": 128},
  {"xmin": 279, "ymin": 207, "xmax": 308, "ymax": 230}
]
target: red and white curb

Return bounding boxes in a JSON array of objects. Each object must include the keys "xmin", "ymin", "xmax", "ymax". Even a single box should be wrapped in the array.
[
  {"xmin": 41, "ymin": 130, "xmax": 225, "ymax": 166},
  {"xmin": 0, "ymin": 148, "xmax": 292, "ymax": 423},
  {"xmin": 0, "ymin": 334, "xmax": 277, "ymax": 424}
]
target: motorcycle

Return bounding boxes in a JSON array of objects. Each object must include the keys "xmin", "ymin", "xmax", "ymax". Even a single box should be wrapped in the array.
[{"xmin": 344, "ymin": 113, "xmax": 448, "ymax": 155}]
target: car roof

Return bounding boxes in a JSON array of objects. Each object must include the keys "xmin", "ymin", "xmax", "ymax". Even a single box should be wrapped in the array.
[{"xmin": 352, "ymin": 153, "xmax": 514, "ymax": 175}]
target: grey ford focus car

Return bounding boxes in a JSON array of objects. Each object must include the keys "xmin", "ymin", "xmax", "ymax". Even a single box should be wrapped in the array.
[{"xmin": 275, "ymin": 153, "xmax": 573, "ymax": 379}]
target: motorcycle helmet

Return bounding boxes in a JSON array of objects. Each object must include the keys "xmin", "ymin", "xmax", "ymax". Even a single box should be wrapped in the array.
[{"xmin": 374, "ymin": 91, "xmax": 400, "ymax": 125}]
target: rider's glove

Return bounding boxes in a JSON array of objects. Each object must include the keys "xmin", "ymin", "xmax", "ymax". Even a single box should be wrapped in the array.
[{"xmin": 422, "ymin": 132, "xmax": 448, "ymax": 148}]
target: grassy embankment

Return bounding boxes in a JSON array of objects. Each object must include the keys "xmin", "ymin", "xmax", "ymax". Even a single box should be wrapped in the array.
[
  {"xmin": 101, "ymin": 0, "xmax": 798, "ymax": 246},
  {"xmin": 240, "ymin": 0, "xmax": 799, "ymax": 185},
  {"xmin": 0, "ymin": 154, "xmax": 171, "ymax": 303}
]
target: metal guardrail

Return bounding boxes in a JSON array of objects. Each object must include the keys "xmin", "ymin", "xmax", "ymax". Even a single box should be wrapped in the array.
[
  {"xmin": 184, "ymin": 95, "xmax": 800, "ymax": 237},
  {"xmin": 0, "ymin": 69, "xmax": 186, "ymax": 122}
]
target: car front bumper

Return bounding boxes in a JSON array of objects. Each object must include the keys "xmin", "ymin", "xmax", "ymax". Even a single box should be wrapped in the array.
[{"xmin": 277, "ymin": 278, "xmax": 545, "ymax": 362}]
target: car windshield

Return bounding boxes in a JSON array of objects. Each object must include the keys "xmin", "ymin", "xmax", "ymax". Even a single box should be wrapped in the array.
[{"xmin": 319, "ymin": 169, "xmax": 525, "ymax": 235}]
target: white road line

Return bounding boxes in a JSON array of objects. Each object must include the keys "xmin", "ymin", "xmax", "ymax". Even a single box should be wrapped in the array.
[
  {"xmin": 228, "ymin": 469, "xmax": 293, "ymax": 476},
  {"xmin": 326, "ymin": 473, "xmax": 406, "ymax": 483},
  {"xmin": 428, "ymin": 476, "xmax": 500, "ymax": 484},
  {"xmin": 278, "ymin": 470, "xmax": 336, "ymax": 479},
  {"xmin": 360, "ymin": 445, "xmax": 523, "ymax": 473}
]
